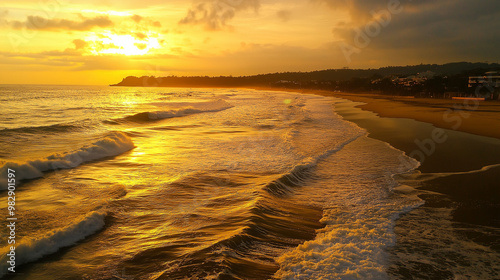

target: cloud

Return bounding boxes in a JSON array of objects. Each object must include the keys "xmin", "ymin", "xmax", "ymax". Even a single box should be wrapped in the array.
[
  {"xmin": 135, "ymin": 43, "xmax": 148, "ymax": 50},
  {"xmin": 0, "ymin": 10, "xmax": 8, "ymax": 27},
  {"xmin": 190, "ymin": 43, "xmax": 348, "ymax": 75},
  {"xmin": 0, "ymin": 48, "xmax": 174, "ymax": 71},
  {"xmin": 276, "ymin": 10, "xmax": 292, "ymax": 22},
  {"xmin": 73, "ymin": 39, "xmax": 88, "ymax": 50},
  {"xmin": 133, "ymin": 32, "xmax": 147, "ymax": 40},
  {"xmin": 131, "ymin": 14, "xmax": 143, "ymax": 23},
  {"xmin": 0, "ymin": 47, "xmax": 85, "ymax": 69},
  {"xmin": 179, "ymin": 0, "xmax": 260, "ymax": 30},
  {"xmin": 10, "ymin": 15, "xmax": 113, "ymax": 31},
  {"xmin": 324, "ymin": 0, "xmax": 500, "ymax": 64},
  {"xmin": 131, "ymin": 14, "xmax": 162, "ymax": 28}
]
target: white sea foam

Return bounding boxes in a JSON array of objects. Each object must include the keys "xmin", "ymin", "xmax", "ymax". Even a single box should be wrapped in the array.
[
  {"xmin": 0, "ymin": 131, "xmax": 134, "ymax": 189},
  {"xmin": 274, "ymin": 133, "xmax": 423, "ymax": 280},
  {"xmin": 275, "ymin": 186, "xmax": 423, "ymax": 280},
  {"xmin": 0, "ymin": 211, "xmax": 106, "ymax": 277},
  {"xmin": 275, "ymin": 202, "xmax": 422, "ymax": 280}
]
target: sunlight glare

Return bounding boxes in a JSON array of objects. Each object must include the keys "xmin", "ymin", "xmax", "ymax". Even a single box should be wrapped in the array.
[{"xmin": 86, "ymin": 31, "xmax": 161, "ymax": 56}]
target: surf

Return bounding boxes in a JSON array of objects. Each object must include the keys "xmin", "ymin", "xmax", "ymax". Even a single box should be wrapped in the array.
[
  {"xmin": 0, "ymin": 131, "xmax": 134, "ymax": 189},
  {"xmin": 117, "ymin": 99, "xmax": 233, "ymax": 123}
]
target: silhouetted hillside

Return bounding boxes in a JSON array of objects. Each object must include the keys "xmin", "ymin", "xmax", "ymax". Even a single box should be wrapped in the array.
[{"xmin": 111, "ymin": 62, "xmax": 500, "ymax": 98}]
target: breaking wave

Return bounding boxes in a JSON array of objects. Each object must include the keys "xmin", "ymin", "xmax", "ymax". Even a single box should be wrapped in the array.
[
  {"xmin": 264, "ymin": 134, "xmax": 364, "ymax": 197},
  {"xmin": 0, "ymin": 131, "xmax": 134, "ymax": 189},
  {"xmin": 0, "ymin": 211, "xmax": 106, "ymax": 277},
  {"xmin": 120, "ymin": 99, "xmax": 233, "ymax": 122}
]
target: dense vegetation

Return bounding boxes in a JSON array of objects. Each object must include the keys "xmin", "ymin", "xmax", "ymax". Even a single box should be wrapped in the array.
[{"xmin": 112, "ymin": 62, "xmax": 500, "ymax": 99}]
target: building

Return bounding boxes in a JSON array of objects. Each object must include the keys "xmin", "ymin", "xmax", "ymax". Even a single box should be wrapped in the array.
[{"xmin": 468, "ymin": 71, "xmax": 500, "ymax": 100}]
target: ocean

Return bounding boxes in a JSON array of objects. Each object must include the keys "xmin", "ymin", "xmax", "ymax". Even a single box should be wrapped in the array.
[{"xmin": 0, "ymin": 85, "xmax": 497, "ymax": 279}]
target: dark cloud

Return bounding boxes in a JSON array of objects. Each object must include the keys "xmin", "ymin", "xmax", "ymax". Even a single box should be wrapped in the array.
[
  {"xmin": 179, "ymin": 0, "xmax": 260, "ymax": 30},
  {"xmin": 327, "ymin": 0, "xmax": 500, "ymax": 64},
  {"xmin": 10, "ymin": 15, "xmax": 113, "ymax": 31},
  {"xmin": 318, "ymin": 0, "xmax": 433, "ymax": 19}
]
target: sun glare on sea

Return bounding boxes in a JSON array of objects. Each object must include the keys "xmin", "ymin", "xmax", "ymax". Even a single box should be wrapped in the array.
[{"xmin": 86, "ymin": 31, "xmax": 161, "ymax": 56}]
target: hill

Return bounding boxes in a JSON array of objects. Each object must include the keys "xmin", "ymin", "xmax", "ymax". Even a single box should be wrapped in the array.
[{"xmin": 111, "ymin": 62, "xmax": 500, "ymax": 98}]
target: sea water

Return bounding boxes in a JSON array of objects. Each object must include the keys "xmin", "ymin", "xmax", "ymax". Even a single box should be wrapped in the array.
[{"xmin": 0, "ymin": 85, "xmax": 422, "ymax": 279}]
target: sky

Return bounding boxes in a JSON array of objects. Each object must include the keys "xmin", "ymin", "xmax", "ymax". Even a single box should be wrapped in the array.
[{"xmin": 0, "ymin": 0, "xmax": 499, "ymax": 85}]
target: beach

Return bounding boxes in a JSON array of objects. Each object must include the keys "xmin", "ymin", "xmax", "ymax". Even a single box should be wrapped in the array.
[
  {"xmin": 1, "ymin": 85, "xmax": 499, "ymax": 279},
  {"xmin": 313, "ymin": 89, "xmax": 500, "ymax": 277},
  {"xmin": 252, "ymin": 87, "xmax": 500, "ymax": 141},
  {"xmin": 251, "ymin": 86, "xmax": 500, "ymax": 277},
  {"xmin": 332, "ymin": 92, "xmax": 500, "ymax": 140}
]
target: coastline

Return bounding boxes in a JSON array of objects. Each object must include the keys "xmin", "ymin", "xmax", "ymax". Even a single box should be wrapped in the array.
[
  {"xmin": 248, "ymin": 87, "xmax": 500, "ymax": 140},
  {"xmin": 332, "ymin": 92, "xmax": 500, "ymax": 140},
  {"xmin": 276, "ymin": 87, "xmax": 500, "ymax": 277},
  {"xmin": 260, "ymin": 87, "xmax": 500, "ymax": 217}
]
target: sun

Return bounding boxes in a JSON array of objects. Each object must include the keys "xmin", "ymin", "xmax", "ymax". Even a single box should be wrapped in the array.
[{"xmin": 86, "ymin": 31, "xmax": 161, "ymax": 56}]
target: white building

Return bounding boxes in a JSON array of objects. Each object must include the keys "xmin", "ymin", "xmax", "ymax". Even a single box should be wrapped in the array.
[
  {"xmin": 468, "ymin": 71, "xmax": 500, "ymax": 100},
  {"xmin": 468, "ymin": 71, "xmax": 500, "ymax": 88}
]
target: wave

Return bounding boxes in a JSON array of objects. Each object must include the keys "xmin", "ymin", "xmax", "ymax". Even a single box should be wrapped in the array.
[
  {"xmin": 263, "ymin": 158, "xmax": 315, "ymax": 197},
  {"xmin": 273, "ymin": 137, "xmax": 423, "ymax": 280},
  {"xmin": 124, "ymin": 175, "xmax": 325, "ymax": 280},
  {"xmin": 0, "ymin": 131, "xmax": 134, "ymax": 189},
  {"xmin": 0, "ymin": 211, "xmax": 106, "ymax": 277},
  {"xmin": 185, "ymin": 200, "xmax": 324, "ymax": 279},
  {"xmin": 119, "ymin": 99, "xmax": 233, "ymax": 122},
  {"xmin": 264, "ymin": 133, "xmax": 364, "ymax": 197},
  {"xmin": 0, "ymin": 123, "xmax": 80, "ymax": 135}
]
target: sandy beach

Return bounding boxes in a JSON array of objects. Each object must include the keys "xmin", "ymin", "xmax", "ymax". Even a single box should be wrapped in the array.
[
  {"xmin": 251, "ymin": 87, "xmax": 500, "ymax": 140},
  {"xmin": 332, "ymin": 92, "xmax": 500, "ymax": 140}
]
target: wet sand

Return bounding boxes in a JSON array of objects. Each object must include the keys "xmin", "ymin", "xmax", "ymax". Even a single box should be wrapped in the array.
[
  {"xmin": 249, "ymin": 87, "xmax": 500, "ymax": 140},
  {"xmin": 332, "ymin": 92, "xmax": 500, "ymax": 140},
  {"xmin": 331, "ymin": 98, "xmax": 500, "ymax": 224}
]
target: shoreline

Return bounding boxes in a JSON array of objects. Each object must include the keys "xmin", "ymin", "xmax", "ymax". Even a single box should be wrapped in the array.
[
  {"xmin": 265, "ymin": 87, "xmax": 500, "ymax": 276},
  {"xmin": 255, "ymin": 85, "xmax": 500, "ymax": 227},
  {"xmin": 248, "ymin": 86, "xmax": 500, "ymax": 140}
]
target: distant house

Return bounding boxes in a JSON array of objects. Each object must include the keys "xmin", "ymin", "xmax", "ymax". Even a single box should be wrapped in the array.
[{"xmin": 468, "ymin": 71, "xmax": 500, "ymax": 100}]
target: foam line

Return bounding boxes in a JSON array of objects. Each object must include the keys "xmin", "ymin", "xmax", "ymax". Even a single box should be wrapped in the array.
[
  {"xmin": 0, "ymin": 131, "xmax": 134, "ymax": 189},
  {"xmin": 0, "ymin": 211, "xmax": 106, "ymax": 277}
]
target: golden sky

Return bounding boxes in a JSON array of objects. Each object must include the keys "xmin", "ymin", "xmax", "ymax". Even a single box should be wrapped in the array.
[{"xmin": 1, "ymin": 0, "xmax": 499, "ymax": 85}]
